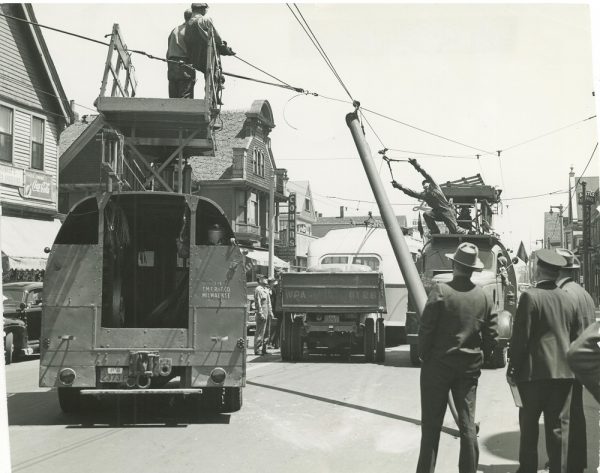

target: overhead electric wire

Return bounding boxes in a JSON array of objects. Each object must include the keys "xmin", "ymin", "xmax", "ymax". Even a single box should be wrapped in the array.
[
  {"xmin": 287, "ymin": 3, "xmax": 355, "ymax": 102},
  {"xmin": 0, "ymin": 71, "xmax": 96, "ymax": 113},
  {"xmin": 501, "ymin": 115, "xmax": 597, "ymax": 153},
  {"xmin": 5, "ymin": 9, "xmax": 595, "ymax": 170}
]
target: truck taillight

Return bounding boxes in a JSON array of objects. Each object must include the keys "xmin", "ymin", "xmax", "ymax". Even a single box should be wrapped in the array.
[
  {"xmin": 58, "ymin": 368, "xmax": 76, "ymax": 386},
  {"xmin": 210, "ymin": 367, "xmax": 226, "ymax": 384}
]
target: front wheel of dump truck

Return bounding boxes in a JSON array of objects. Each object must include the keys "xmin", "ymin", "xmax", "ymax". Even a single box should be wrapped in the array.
[
  {"xmin": 409, "ymin": 343, "xmax": 421, "ymax": 366},
  {"xmin": 281, "ymin": 314, "xmax": 291, "ymax": 361},
  {"xmin": 58, "ymin": 388, "xmax": 82, "ymax": 414},
  {"xmin": 375, "ymin": 319, "xmax": 385, "ymax": 363},
  {"xmin": 222, "ymin": 387, "xmax": 243, "ymax": 412},
  {"xmin": 363, "ymin": 318, "xmax": 374, "ymax": 362},
  {"xmin": 290, "ymin": 319, "xmax": 303, "ymax": 361}
]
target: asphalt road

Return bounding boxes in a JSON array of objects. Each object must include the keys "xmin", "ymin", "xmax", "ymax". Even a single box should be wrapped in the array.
[{"xmin": 4, "ymin": 343, "xmax": 599, "ymax": 473}]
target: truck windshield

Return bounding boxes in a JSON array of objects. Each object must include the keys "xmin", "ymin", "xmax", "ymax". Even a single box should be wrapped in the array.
[{"xmin": 3, "ymin": 289, "xmax": 23, "ymax": 304}]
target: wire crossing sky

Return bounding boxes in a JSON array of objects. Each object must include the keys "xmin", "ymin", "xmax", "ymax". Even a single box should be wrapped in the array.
[{"xmin": 30, "ymin": 3, "xmax": 600, "ymax": 251}]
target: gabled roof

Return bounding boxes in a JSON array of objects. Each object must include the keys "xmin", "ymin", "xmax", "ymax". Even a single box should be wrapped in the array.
[
  {"xmin": 191, "ymin": 100, "xmax": 275, "ymax": 182},
  {"xmin": 20, "ymin": 4, "xmax": 73, "ymax": 124},
  {"xmin": 287, "ymin": 180, "xmax": 310, "ymax": 203},
  {"xmin": 59, "ymin": 115, "xmax": 104, "ymax": 171}
]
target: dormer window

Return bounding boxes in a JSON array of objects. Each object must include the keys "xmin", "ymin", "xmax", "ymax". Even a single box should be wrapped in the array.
[{"xmin": 253, "ymin": 148, "xmax": 265, "ymax": 177}]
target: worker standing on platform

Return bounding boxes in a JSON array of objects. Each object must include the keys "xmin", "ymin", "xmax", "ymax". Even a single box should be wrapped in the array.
[
  {"xmin": 507, "ymin": 249, "xmax": 581, "ymax": 473},
  {"xmin": 166, "ymin": 9, "xmax": 195, "ymax": 98},
  {"xmin": 391, "ymin": 158, "xmax": 466, "ymax": 235},
  {"xmin": 184, "ymin": 3, "xmax": 235, "ymax": 94},
  {"xmin": 555, "ymin": 248, "xmax": 595, "ymax": 473},
  {"xmin": 416, "ymin": 242, "xmax": 498, "ymax": 473}
]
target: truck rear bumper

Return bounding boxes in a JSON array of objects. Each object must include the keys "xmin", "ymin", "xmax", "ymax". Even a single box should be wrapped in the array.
[{"xmin": 80, "ymin": 388, "xmax": 203, "ymax": 396}]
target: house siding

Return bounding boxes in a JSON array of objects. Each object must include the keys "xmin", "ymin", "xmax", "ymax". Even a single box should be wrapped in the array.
[{"xmin": 0, "ymin": 4, "xmax": 63, "ymax": 118}]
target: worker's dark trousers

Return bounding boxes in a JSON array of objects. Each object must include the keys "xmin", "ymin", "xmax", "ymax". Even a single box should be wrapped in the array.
[
  {"xmin": 516, "ymin": 379, "xmax": 573, "ymax": 473},
  {"xmin": 567, "ymin": 381, "xmax": 587, "ymax": 473},
  {"xmin": 167, "ymin": 60, "xmax": 196, "ymax": 98},
  {"xmin": 423, "ymin": 209, "xmax": 466, "ymax": 235},
  {"xmin": 416, "ymin": 356, "xmax": 481, "ymax": 473}
]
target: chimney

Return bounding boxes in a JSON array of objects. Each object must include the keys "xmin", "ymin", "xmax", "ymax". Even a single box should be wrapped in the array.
[
  {"xmin": 69, "ymin": 100, "xmax": 79, "ymax": 124},
  {"xmin": 339, "ymin": 206, "xmax": 344, "ymax": 218}
]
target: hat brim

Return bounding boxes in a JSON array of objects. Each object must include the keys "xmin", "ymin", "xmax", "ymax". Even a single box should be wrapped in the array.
[
  {"xmin": 562, "ymin": 262, "xmax": 580, "ymax": 269},
  {"xmin": 445, "ymin": 253, "xmax": 485, "ymax": 270}
]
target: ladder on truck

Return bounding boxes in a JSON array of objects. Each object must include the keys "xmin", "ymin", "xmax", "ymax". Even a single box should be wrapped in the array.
[{"xmin": 94, "ymin": 24, "xmax": 223, "ymax": 194}]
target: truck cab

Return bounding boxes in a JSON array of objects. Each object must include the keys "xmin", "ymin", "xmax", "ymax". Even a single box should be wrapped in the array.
[{"xmin": 406, "ymin": 175, "xmax": 516, "ymax": 368}]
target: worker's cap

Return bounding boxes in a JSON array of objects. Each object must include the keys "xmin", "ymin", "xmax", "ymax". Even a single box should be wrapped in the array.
[
  {"xmin": 498, "ymin": 255, "xmax": 508, "ymax": 266},
  {"xmin": 191, "ymin": 3, "xmax": 208, "ymax": 9},
  {"xmin": 554, "ymin": 248, "xmax": 580, "ymax": 269},
  {"xmin": 256, "ymin": 274, "xmax": 267, "ymax": 282},
  {"xmin": 446, "ymin": 242, "xmax": 484, "ymax": 271},
  {"xmin": 535, "ymin": 249, "xmax": 567, "ymax": 270}
]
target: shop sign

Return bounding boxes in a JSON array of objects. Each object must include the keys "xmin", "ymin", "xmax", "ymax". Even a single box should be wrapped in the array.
[
  {"xmin": 288, "ymin": 192, "xmax": 297, "ymax": 248},
  {"xmin": 23, "ymin": 170, "xmax": 54, "ymax": 202},
  {"xmin": 0, "ymin": 163, "xmax": 24, "ymax": 187}
]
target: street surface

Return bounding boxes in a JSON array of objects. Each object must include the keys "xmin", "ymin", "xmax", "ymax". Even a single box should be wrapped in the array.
[{"xmin": 4, "ymin": 342, "xmax": 599, "ymax": 473}]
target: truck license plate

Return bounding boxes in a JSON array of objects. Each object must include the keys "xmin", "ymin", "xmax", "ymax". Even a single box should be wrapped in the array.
[
  {"xmin": 325, "ymin": 315, "xmax": 339, "ymax": 323},
  {"xmin": 100, "ymin": 367, "xmax": 127, "ymax": 383}
]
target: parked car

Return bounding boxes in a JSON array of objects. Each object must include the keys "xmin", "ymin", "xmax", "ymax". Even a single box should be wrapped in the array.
[
  {"xmin": 3, "ymin": 281, "xmax": 43, "ymax": 350},
  {"xmin": 3, "ymin": 316, "xmax": 32, "ymax": 364}
]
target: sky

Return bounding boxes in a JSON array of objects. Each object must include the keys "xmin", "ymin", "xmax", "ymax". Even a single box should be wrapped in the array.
[{"xmin": 31, "ymin": 1, "xmax": 600, "ymax": 252}]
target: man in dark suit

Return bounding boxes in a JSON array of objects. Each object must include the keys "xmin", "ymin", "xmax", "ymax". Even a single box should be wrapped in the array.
[
  {"xmin": 556, "ymin": 248, "xmax": 595, "ymax": 473},
  {"xmin": 507, "ymin": 249, "xmax": 582, "ymax": 473},
  {"xmin": 568, "ymin": 321, "xmax": 600, "ymax": 404},
  {"xmin": 416, "ymin": 242, "xmax": 498, "ymax": 473}
]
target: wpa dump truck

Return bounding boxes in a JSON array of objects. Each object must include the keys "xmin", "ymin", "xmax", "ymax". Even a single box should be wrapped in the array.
[{"xmin": 278, "ymin": 265, "xmax": 387, "ymax": 362}]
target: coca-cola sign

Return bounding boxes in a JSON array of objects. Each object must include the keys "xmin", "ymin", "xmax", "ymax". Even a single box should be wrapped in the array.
[{"xmin": 23, "ymin": 170, "xmax": 54, "ymax": 202}]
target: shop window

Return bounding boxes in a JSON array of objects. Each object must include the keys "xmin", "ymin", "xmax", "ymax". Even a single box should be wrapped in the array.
[
  {"xmin": 31, "ymin": 116, "xmax": 45, "ymax": 170},
  {"xmin": 0, "ymin": 105, "xmax": 13, "ymax": 163}
]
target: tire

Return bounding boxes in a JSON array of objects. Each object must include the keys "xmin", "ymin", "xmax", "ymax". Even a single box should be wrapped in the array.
[
  {"xmin": 290, "ymin": 319, "xmax": 303, "ymax": 362},
  {"xmin": 280, "ymin": 314, "xmax": 291, "ymax": 361},
  {"xmin": 363, "ymin": 318, "xmax": 374, "ymax": 362},
  {"xmin": 409, "ymin": 343, "xmax": 421, "ymax": 366},
  {"xmin": 375, "ymin": 319, "xmax": 385, "ymax": 363},
  {"xmin": 222, "ymin": 387, "xmax": 242, "ymax": 413},
  {"xmin": 58, "ymin": 388, "xmax": 82, "ymax": 414},
  {"xmin": 4, "ymin": 332, "xmax": 14, "ymax": 365},
  {"xmin": 491, "ymin": 344, "xmax": 508, "ymax": 368}
]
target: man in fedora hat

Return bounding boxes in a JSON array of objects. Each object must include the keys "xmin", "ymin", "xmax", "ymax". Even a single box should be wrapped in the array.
[
  {"xmin": 507, "ymin": 249, "xmax": 582, "ymax": 473},
  {"xmin": 555, "ymin": 248, "xmax": 594, "ymax": 473},
  {"xmin": 416, "ymin": 242, "xmax": 498, "ymax": 473}
]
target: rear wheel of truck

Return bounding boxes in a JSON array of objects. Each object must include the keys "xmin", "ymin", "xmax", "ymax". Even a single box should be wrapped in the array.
[
  {"xmin": 363, "ymin": 319, "xmax": 374, "ymax": 362},
  {"xmin": 4, "ymin": 332, "xmax": 14, "ymax": 365},
  {"xmin": 58, "ymin": 388, "xmax": 82, "ymax": 414},
  {"xmin": 281, "ymin": 314, "xmax": 291, "ymax": 361},
  {"xmin": 290, "ymin": 319, "xmax": 303, "ymax": 361},
  {"xmin": 222, "ymin": 387, "xmax": 243, "ymax": 412},
  {"xmin": 409, "ymin": 344, "xmax": 421, "ymax": 366},
  {"xmin": 375, "ymin": 319, "xmax": 385, "ymax": 363}
]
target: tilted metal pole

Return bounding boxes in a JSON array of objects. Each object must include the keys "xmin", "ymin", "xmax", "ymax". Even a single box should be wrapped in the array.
[{"xmin": 346, "ymin": 111, "xmax": 427, "ymax": 316}]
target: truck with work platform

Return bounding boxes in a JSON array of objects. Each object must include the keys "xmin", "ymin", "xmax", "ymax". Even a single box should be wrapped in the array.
[
  {"xmin": 39, "ymin": 25, "xmax": 248, "ymax": 413},
  {"xmin": 278, "ymin": 264, "xmax": 387, "ymax": 362},
  {"xmin": 405, "ymin": 175, "xmax": 517, "ymax": 368}
]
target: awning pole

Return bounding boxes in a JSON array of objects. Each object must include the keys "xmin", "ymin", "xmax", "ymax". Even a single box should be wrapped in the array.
[{"xmin": 268, "ymin": 174, "xmax": 276, "ymax": 278}]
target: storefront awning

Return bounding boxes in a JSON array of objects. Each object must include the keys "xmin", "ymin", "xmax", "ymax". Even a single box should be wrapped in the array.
[
  {"xmin": 244, "ymin": 249, "xmax": 290, "ymax": 270},
  {"xmin": 1, "ymin": 216, "xmax": 62, "ymax": 271}
]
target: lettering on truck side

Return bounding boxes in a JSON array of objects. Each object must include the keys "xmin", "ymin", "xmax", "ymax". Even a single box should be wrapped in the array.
[{"xmin": 200, "ymin": 281, "xmax": 232, "ymax": 300}]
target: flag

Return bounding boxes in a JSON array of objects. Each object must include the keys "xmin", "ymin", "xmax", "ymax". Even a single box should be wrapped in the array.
[
  {"xmin": 417, "ymin": 212, "xmax": 424, "ymax": 239},
  {"xmin": 517, "ymin": 241, "xmax": 528, "ymax": 263}
]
